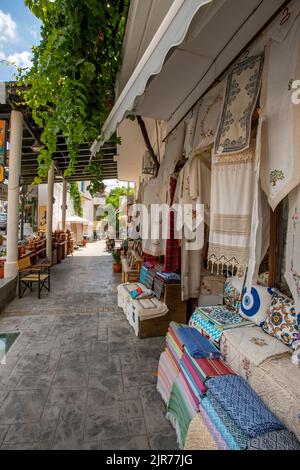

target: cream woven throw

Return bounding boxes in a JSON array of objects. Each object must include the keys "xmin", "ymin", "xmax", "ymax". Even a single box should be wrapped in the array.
[
  {"xmin": 285, "ymin": 184, "xmax": 300, "ymax": 316},
  {"xmin": 184, "ymin": 414, "xmax": 218, "ymax": 451},
  {"xmin": 208, "ymin": 143, "xmax": 255, "ymax": 275},
  {"xmin": 260, "ymin": 12, "xmax": 300, "ymax": 211}
]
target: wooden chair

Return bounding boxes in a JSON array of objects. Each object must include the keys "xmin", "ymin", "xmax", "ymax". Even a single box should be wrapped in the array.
[{"xmin": 17, "ymin": 256, "xmax": 51, "ymax": 299}]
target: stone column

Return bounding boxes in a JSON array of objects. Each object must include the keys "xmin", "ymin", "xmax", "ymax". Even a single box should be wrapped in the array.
[
  {"xmin": 5, "ymin": 111, "xmax": 23, "ymax": 279},
  {"xmin": 61, "ymin": 179, "xmax": 67, "ymax": 231},
  {"xmin": 46, "ymin": 162, "xmax": 55, "ymax": 263}
]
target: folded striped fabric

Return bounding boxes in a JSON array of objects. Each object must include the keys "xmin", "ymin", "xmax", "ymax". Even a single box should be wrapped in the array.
[
  {"xmin": 157, "ymin": 350, "xmax": 180, "ymax": 405},
  {"xmin": 180, "ymin": 355, "xmax": 207, "ymax": 402},
  {"xmin": 166, "ymin": 337, "xmax": 182, "ymax": 366},
  {"xmin": 189, "ymin": 354, "xmax": 236, "ymax": 384},
  {"xmin": 206, "ymin": 391, "xmax": 248, "ymax": 450},
  {"xmin": 201, "ymin": 397, "xmax": 242, "ymax": 450},
  {"xmin": 199, "ymin": 402, "xmax": 228, "ymax": 450},
  {"xmin": 167, "ymin": 373, "xmax": 198, "ymax": 449},
  {"xmin": 206, "ymin": 375, "xmax": 284, "ymax": 438},
  {"xmin": 180, "ymin": 365, "xmax": 200, "ymax": 409},
  {"xmin": 177, "ymin": 326, "xmax": 221, "ymax": 359}
]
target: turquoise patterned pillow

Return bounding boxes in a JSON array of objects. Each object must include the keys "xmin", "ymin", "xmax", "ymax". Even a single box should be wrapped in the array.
[
  {"xmin": 263, "ymin": 290, "xmax": 299, "ymax": 347},
  {"xmin": 223, "ymin": 278, "xmax": 243, "ymax": 313}
]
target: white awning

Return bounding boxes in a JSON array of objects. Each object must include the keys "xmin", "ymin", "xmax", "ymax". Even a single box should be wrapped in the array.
[
  {"xmin": 91, "ymin": 0, "xmax": 212, "ymax": 155},
  {"xmin": 91, "ymin": 0, "xmax": 288, "ymax": 155}
]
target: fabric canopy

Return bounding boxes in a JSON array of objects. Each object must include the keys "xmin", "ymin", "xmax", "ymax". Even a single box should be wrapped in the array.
[{"xmin": 91, "ymin": 0, "xmax": 288, "ymax": 156}]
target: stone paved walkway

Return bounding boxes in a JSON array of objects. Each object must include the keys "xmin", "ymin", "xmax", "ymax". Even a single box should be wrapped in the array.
[{"xmin": 0, "ymin": 241, "xmax": 178, "ymax": 450}]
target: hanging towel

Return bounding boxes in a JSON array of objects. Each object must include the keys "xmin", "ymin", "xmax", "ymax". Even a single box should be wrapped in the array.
[
  {"xmin": 208, "ymin": 143, "xmax": 256, "ymax": 275},
  {"xmin": 214, "ymin": 55, "xmax": 264, "ymax": 155},
  {"xmin": 285, "ymin": 184, "xmax": 300, "ymax": 320},
  {"xmin": 260, "ymin": 12, "xmax": 300, "ymax": 210}
]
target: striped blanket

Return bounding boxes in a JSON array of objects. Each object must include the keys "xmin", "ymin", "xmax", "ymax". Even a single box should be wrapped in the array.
[
  {"xmin": 167, "ymin": 373, "xmax": 198, "ymax": 449},
  {"xmin": 157, "ymin": 350, "xmax": 180, "ymax": 405}
]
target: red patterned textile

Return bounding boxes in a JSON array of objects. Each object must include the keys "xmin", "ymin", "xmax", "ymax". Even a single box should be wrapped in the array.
[{"xmin": 164, "ymin": 176, "xmax": 181, "ymax": 272}]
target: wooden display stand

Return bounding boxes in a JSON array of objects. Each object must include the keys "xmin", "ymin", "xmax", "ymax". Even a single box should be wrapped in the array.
[
  {"xmin": 121, "ymin": 241, "xmax": 144, "ymax": 283},
  {"xmin": 138, "ymin": 284, "xmax": 187, "ymax": 338}
]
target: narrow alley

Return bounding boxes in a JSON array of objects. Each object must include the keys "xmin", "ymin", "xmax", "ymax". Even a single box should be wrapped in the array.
[{"xmin": 0, "ymin": 241, "xmax": 177, "ymax": 450}]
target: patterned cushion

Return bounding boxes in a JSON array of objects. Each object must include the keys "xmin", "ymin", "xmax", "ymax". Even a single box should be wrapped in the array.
[
  {"xmin": 239, "ymin": 286, "xmax": 273, "ymax": 327},
  {"xmin": 223, "ymin": 277, "xmax": 243, "ymax": 312},
  {"xmin": 263, "ymin": 290, "xmax": 299, "ymax": 347}
]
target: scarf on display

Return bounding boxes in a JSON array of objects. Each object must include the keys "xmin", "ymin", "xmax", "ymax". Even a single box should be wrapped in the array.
[
  {"xmin": 208, "ymin": 143, "xmax": 255, "ymax": 275},
  {"xmin": 193, "ymin": 81, "xmax": 224, "ymax": 153},
  {"xmin": 285, "ymin": 184, "xmax": 300, "ymax": 321},
  {"xmin": 214, "ymin": 54, "xmax": 264, "ymax": 156},
  {"xmin": 260, "ymin": 12, "xmax": 300, "ymax": 211}
]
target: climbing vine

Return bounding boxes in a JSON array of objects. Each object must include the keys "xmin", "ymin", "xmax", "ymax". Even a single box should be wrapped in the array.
[
  {"xmin": 18, "ymin": 0, "xmax": 129, "ymax": 189},
  {"xmin": 69, "ymin": 182, "xmax": 83, "ymax": 217}
]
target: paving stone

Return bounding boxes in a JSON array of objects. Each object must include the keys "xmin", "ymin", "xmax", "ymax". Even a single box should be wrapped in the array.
[
  {"xmin": 1, "ymin": 441, "xmax": 51, "ymax": 450},
  {"xmin": 51, "ymin": 440, "xmax": 100, "ymax": 450},
  {"xmin": 148, "ymin": 432, "xmax": 179, "ymax": 450},
  {"xmin": 52, "ymin": 406, "xmax": 85, "ymax": 444},
  {"xmin": 0, "ymin": 425, "xmax": 9, "ymax": 446},
  {"xmin": 52, "ymin": 364, "xmax": 89, "ymax": 388},
  {"xmin": 102, "ymin": 435, "xmax": 149, "ymax": 450},
  {"xmin": 125, "ymin": 399, "xmax": 143, "ymax": 419},
  {"xmin": 16, "ymin": 374, "xmax": 54, "ymax": 390},
  {"xmin": 127, "ymin": 418, "xmax": 147, "ymax": 437},
  {"xmin": 87, "ymin": 376, "xmax": 124, "ymax": 408},
  {"xmin": 4, "ymin": 420, "xmax": 57, "ymax": 444},
  {"xmin": 89, "ymin": 356, "xmax": 121, "ymax": 376},
  {"xmin": 140, "ymin": 385, "xmax": 173, "ymax": 434},
  {"xmin": 0, "ymin": 389, "xmax": 48, "ymax": 424},
  {"xmin": 122, "ymin": 371, "xmax": 156, "ymax": 388},
  {"xmin": 85, "ymin": 408, "xmax": 128, "ymax": 441}
]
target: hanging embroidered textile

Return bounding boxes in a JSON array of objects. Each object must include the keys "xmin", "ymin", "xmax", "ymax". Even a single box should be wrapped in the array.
[
  {"xmin": 183, "ymin": 106, "xmax": 200, "ymax": 160},
  {"xmin": 141, "ymin": 178, "xmax": 166, "ymax": 257},
  {"xmin": 193, "ymin": 82, "xmax": 224, "ymax": 153},
  {"xmin": 285, "ymin": 184, "xmax": 300, "ymax": 320},
  {"xmin": 174, "ymin": 157, "xmax": 205, "ymax": 300},
  {"xmin": 214, "ymin": 54, "xmax": 264, "ymax": 156},
  {"xmin": 158, "ymin": 121, "xmax": 185, "ymax": 205},
  {"xmin": 260, "ymin": 13, "xmax": 300, "ymax": 211},
  {"xmin": 208, "ymin": 143, "xmax": 255, "ymax": 275}
]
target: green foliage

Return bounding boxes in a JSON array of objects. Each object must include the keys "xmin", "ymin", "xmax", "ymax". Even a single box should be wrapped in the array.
[
  {"xmin": 106, "ymin": 186, "xmax": 135, "ymax": 211},
  {"xmin": 69, "ymin": 182, "xmax": 83, "ymax": 217},
  {"xmin": 112, "ymin": 248, "xmax": 121, "ymax": 264},
  {"xmin": 18, "ymin": 0, "xmax": 129, "ymax": 188}
]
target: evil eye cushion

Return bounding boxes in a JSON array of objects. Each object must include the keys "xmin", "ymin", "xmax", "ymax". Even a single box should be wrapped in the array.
[
  {"xmin": 263, "ymin": 290, "xmax": 299, "ymax": 347},
  {"xmin": 239, "ymin": 286, "xmax": 273, "ymax": 326},
  {"xmin": 224, "ymin": 277, "xmax": 244, "ymax": 312}
]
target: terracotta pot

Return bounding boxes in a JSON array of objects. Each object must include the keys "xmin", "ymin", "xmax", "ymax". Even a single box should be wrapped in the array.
[
  {"xmin": 113, "ymin": 262, "xmax": 122, "ymax": 273},
  {"xmin": 0, "ymin": 263, "xmax": 4, "ymax": 279}
]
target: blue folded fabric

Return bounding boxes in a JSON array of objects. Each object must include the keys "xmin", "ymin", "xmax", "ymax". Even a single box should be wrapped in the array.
[
  {"xmin": 177, "ymin": 326, "xmax": 221, "ymax": 359},
  {"xmin": 201, "ymin": 397, "xmax": 240, "ymax": 450},
  {"xmin": 247, "ymin": 430, "xmax": 300, "ymax": 450},
  {"xmin": 206, "ymin": 375, "xmax": 284, "ymax": 438}
]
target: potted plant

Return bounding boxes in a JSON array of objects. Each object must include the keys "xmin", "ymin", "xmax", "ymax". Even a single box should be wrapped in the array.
[{"xmin": 112, "ymin": 249, "xmax": 122, "ymax": 273}]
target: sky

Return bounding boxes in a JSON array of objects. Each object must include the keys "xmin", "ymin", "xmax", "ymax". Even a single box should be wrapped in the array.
[{"xmin": 0, "ymin": 0, "xmax": 41, "ymax": 82}]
